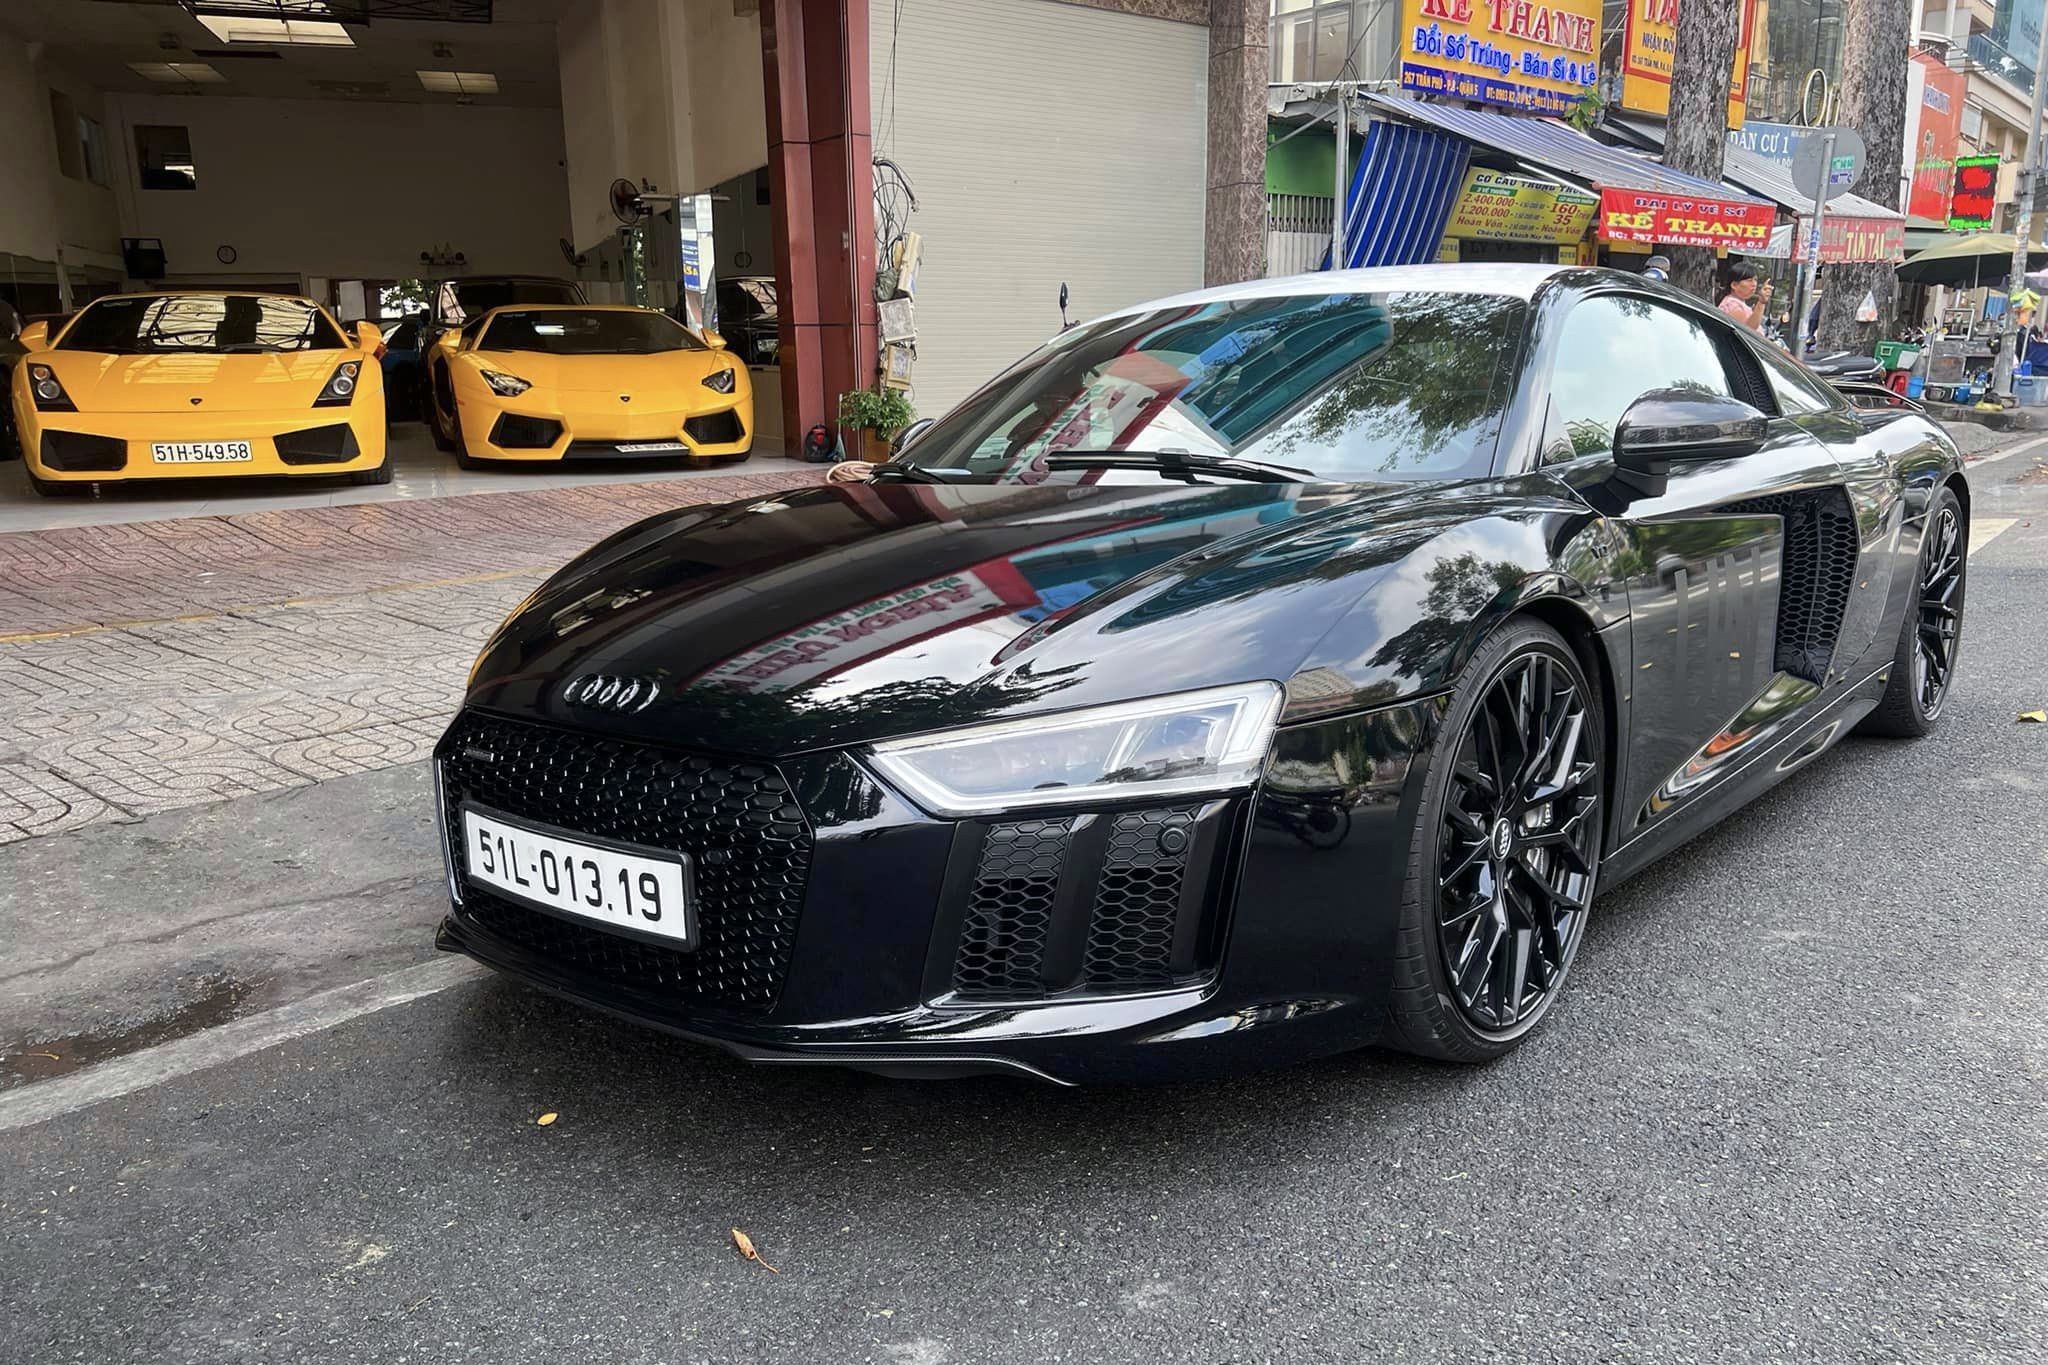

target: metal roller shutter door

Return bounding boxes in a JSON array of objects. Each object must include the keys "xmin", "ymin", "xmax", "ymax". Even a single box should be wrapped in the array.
[{"xmin": 870, "ymin": 0, "xmax": 1209, "ymax": 414}]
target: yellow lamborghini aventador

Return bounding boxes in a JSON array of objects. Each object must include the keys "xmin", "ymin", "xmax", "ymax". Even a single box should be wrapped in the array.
[
  {"xmin": 11, "ymin": 292, "xmax": 389, "ymax": 497},
  {"xmin": 426, "ymin": 304, "xmax": 752, "ymax": 466}
]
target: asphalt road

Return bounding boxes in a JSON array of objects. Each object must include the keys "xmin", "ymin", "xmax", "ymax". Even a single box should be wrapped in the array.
[{"xmin": 3, "ymin": 456, "xmax": 2045, "ymax": 1365}]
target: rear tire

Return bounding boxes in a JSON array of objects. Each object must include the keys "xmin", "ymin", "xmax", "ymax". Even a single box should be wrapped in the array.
[
  {"xmin": 1857, "ymin": 486, "xmax": 1965, "ymax": 739},
  {"xmin": 1386, "ymin": 618, "xmax": 1606, "ymax": 1063}
]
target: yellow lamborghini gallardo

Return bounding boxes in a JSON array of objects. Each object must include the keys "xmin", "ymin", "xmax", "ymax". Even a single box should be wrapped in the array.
[
  {"xmin": 11, "ymin": 292, "xmax": 389, "ymax": 497},
  {"xmin": 425, "ymin": 304, "xmax": 752, "ymax": 467}
]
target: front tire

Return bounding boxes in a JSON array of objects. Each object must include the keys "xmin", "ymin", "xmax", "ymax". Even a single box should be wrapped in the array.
[
  {"xmin": 1857, "ymin": 486, "xmax": 1965, "ymax": 738},
  {"xmin": 348, "ymin": 457, "xmax": 393, "ymax": 486},
  {"xmin": 1387, "ymin": 619, "xmax": 1605, "ymax": 1063},
  {"xmin": 429, "ymin": 367, "xmax": 456, "ymax": 452}
]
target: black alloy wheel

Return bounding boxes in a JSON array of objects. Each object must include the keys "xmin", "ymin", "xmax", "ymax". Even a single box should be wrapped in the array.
[
  {"xmin": 1858, "ymin": 485, "xmax": 1966, "ymax": 739},
  {"xmin": 1389, "ymin": 620, "xmax": 1604, "ymax": 1061},
  {"xmin": 1912, "ymin": 502, "xmax": 1964, "ymax": 718}
]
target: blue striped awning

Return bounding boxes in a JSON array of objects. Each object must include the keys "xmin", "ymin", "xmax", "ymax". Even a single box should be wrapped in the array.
[
  {"xmin": 1329, "ymin": 121, "xmax": 1471, "ymax": 268},
  {"xmin": 1358, "ymin": 92, "xmax": 1773, "ymax": 212}
]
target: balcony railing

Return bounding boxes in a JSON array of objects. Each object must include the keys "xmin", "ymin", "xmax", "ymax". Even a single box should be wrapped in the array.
[{"xmin": 1969, "ymin": 31, "xmax": 2036, "ymax": 96}]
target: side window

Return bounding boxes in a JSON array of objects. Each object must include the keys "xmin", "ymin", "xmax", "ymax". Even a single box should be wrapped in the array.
[
  {"xmin": 1544, "ymin": 295, "xmax": 1735, "ymax": 464},
  {"xmin": 1748, "ymin": 336, "xmax": 1839, "ymax": 415}
]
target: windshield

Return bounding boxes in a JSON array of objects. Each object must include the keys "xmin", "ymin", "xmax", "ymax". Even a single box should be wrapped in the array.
[
  {"xmin": 903, "ymin": 290, "xmax": 1527, "ymax": 483},
  {"xmin": 56, "ymin": 295, "xmax": 346, "ymax": 354},
  {"xmin": 444, "ymin": 279, "xmax": 582, "ymax": 321},
  {"xmin": 477, "ymin": 309, "xmax": 703, "ymax": 355}
]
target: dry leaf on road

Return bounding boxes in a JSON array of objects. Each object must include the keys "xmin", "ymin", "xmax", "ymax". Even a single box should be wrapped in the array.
[
  {"xmin": 536, "ymin": 1112, "xmax": 558, "ymax": 1126},
  {"xmin": 2020, "ymin": 710, "xmax": 2047, "ymax": 723},
  {"xmin": 731, "ymin": 1226, "xmax": 780, "ymax": 1273}
]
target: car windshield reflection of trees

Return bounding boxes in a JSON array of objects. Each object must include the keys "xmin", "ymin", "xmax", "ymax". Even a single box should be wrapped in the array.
[
  {"xmin": 902, "ymin": 292, "xmax": 1526, "ymax": 484},
  {"xmin": 59, "ymin": 296, "xmax": 334, "ymax": 354}
]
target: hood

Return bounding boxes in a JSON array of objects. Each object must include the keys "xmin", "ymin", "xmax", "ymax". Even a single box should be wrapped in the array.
[
  {"xmin": 39, "ymin": 350, "xmax": 351, "ymax": 413},
  {"xmin": 466, "ymin": 479, "xmax": 1481, "ymax": 756},
  {"xmin": 462, "ymin": 348, "xmax": 722, "ymax": 394}
]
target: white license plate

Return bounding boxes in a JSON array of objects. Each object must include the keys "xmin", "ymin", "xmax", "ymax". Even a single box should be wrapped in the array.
[
  {"xmin": 615, "ymin": 441, "xmax": 689, "ymax": 453},
  {"xmin": 460, "ymin": 807, "xmax": 693, "ymax": 946},
  {"xmin": 152, "ymin": 440, "xmax": 254, "ymax": 464}
]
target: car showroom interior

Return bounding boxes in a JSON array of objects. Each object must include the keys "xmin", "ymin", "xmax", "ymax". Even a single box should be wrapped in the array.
[{"xmin": 5, "ymin": 0, "xmax": 1213, "ymax": 529}]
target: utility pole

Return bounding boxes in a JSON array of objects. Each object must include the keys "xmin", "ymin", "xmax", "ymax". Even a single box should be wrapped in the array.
[
  {"xmin": 1996, "ymin": 11, "xmax": 2048, "ymax": 398},
  {"xmin": 1331, "ymin": 83, "xmax": 1348, "ymax": 271}
]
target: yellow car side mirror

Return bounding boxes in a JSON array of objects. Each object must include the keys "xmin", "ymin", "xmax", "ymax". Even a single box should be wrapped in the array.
[
  {"xmin": 703, "ymin": 329, "xmax": 728, "ymax": 351},
  {"xmin": 18, "ymin": 320, "xmax": 49, "ymax": 352},
  {"xmin": 355, "ymin": 320, "xmax": 385, "ymax": 353}
]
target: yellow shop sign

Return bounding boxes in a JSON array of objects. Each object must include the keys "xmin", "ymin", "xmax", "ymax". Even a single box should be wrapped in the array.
[
  {"xmin": 1620, "ymin": 0, "xmax": 1756, "ymax": 128},
  {"xmin": 1444, "ymin": 168, "xmax": 1597, "ymax": 244}
]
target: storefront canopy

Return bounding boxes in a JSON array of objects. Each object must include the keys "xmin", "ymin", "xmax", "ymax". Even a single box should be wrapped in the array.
[
  {"xmin": 1606, "ymin": 116, "xmax": 1903, "ymax": 224},
  {"xmin": 1359, "ymin": 93, "xmax": 1772, "ymax": 207},
  {"xmin": 1895, "ymin": 232, "xmax": 2048, "ymax": 287}
]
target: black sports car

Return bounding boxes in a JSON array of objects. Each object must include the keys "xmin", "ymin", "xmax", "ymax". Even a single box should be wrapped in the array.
[{"xmin": 434, "ymin": 265, "xmax": 1967, "ymax": 1084}]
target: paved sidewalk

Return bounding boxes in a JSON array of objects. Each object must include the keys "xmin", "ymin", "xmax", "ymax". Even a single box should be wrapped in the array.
[{"xmin": 0, "ymin": 470, "xmax": 823, "ymax": 843}]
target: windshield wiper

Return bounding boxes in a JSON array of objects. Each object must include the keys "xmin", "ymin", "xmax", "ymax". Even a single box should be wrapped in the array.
[
  {"xmin": 866, "ymin": 461, "xmax": 954, "ymax": 484},
  {"xmin": 1041, "ymin": 450, "xmax": 1316, "ymax": 483}
]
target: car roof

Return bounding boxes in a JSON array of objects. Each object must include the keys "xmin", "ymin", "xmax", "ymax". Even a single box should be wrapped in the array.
[
  {"xmin": 473, "ymin": 303, "xmax": 672, "ymax": 317},
  {"xmin": 1090, "ymin": 263, "xmax": 1589, "ymax": 324},
  {"xmin": 84, "ymin": 290, "xmax": 320, "ymax": 304}
]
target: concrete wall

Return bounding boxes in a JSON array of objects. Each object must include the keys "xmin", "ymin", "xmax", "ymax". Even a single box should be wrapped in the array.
[
  {"xmin": 0, "ymin": 31, "xmax": 122, "ymax": 277},
  {"xmin": 101, "ymin": 93, "xmax": 571, "ymax": 282},
  {"xmin": 558, "ymin": 0, "xmax": 767, "ymax": 255}
]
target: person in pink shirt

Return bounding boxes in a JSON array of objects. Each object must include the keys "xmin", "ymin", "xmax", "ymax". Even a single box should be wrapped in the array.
[{"xmin": 1718, "ymin": 263, "xmax": 1772, "ymax": 330}]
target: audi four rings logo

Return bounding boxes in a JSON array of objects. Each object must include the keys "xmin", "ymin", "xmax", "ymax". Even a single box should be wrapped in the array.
[{"xmin": 563, "ymin": 673, "xmax": 660, "ymax": 713}]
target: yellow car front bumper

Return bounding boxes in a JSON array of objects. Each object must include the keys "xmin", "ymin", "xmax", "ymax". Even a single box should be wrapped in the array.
[
  {"xmin": 19, "ymin": 405, "xmax": 387, "ymax": 483},
  {"xmin": 455, "ymin": 391, "xmax": 753, "ymax": 462}
]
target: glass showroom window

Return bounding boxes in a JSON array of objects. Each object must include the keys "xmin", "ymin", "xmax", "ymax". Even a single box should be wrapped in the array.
[
  {"xmin": 135, "ymin": 124, "xmax": 197, "ymax": 191},
  {"xmin": 1269, "ymin": 1, "xmax": 1395, "ymax": 85}
]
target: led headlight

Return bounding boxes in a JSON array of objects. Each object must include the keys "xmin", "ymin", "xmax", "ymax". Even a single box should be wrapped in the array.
[
  {"xmin": 481, "ymin": 370, "xmax": 531, "ymax": 398},
  {"xmin": 314, "ymin": 360, "xmax": 361, "ymax": 406},
  {"xmin": 867, "ymin": 682, "xmax": 1284, "ymax": 817},
  {"xmin": 27, "ymin": 364, "xmax": 75, "ymax": 412},
  {"xmin": 701, "ymin": 365, "xmax": 737, "ymax": 394}
]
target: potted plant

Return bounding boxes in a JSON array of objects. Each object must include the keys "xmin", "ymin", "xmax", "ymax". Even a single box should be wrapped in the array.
[{"xmin": 838, "ymin": 386, "xmax": 917, "ymax": 462}]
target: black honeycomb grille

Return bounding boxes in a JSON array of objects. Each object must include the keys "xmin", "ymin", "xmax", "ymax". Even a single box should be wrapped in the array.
[
  {"xmin": 438, "ymin": 711, "xmax": 810, "ymax": 1015},
  {"xmin": 951, "ymin": 819, "xmax": 1068, "ymax": 998},
  {"xmin": 1725, "ymin": 488, "xmax": 1859, "ymax": 684},
  {"xmin": 1083, "ymin": 808, "xmax": 1194, "ymax": 988}
]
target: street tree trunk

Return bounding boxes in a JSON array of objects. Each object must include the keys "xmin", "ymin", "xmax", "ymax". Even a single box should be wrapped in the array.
[
  {"xmin": 1662, "ymin": 0, "xmax": 1745, "ymax": 299},
  {"xmin": 1816, "ymin": 0, "xmax": 1912, "ymax": 350}
]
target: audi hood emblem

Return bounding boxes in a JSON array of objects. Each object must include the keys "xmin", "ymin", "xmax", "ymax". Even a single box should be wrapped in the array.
[{"xmin": 562, "ymin": 673, "xmax": 660, "ymax": 713}]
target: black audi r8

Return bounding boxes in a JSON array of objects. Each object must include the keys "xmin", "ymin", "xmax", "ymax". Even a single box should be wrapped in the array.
[{"xmin": 433, "ymin": 265, "xmax": 1967, "ymax": 1084}]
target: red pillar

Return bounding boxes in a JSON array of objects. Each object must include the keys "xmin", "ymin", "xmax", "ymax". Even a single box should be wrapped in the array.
[{"xmin": 761, "ymin": 0, "xmax": 878, "ymax": 452}]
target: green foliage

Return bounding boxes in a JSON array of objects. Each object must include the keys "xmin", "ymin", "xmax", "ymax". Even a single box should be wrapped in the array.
[
  {"xmin": 380, "ymin": 278, "xmax": 431, "ymax": 316},
  {"xmin": 1566, "ymin": 84, "xmax": 1606, "ymax": 134},
  {"xmin": 839, "ymin": 386, "xmax": 917, "ymax": 435}
]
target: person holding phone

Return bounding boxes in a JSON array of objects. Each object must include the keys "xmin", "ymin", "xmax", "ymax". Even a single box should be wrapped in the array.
[{"xmin": 1718, "ymin": 263, "xmax": 1773, "ymax": 331}]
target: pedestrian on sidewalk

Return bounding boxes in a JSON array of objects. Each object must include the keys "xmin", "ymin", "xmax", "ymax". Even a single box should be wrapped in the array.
[{"xmin": 1718, "ymin": 263, "xmax": 1772, "ymax": 332}]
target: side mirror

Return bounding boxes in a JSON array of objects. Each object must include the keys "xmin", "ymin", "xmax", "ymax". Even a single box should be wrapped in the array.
[
  {"xmin": 702, "ymin": 329, "xmax": 728, "ymax": 351},
  {"xmin": 1610, "ymin": 390, "xmax": 1768, "ymax": 498},
  {"xmin": 892, "ymin": 416, "xmax": 936, "ymax": 455},
  {"xmin": 18, "ymin": 320, "xmax": 49, "ymax": 352},
  {"xmin": 355, "ymin": 320, "xmax": 384, "ymax": 353}
]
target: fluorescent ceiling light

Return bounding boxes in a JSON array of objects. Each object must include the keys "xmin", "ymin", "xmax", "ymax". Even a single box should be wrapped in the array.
[
  {"xmin": 194, "ymin": 14, "xmax": 355, "ymax": 47},
  {"xmin": 130, "ymin": 61, "xmax": 228, "ymax": 84},
  {"xmin": 416, "ymin": 70, "xmax": 499, "ymax": 95}
]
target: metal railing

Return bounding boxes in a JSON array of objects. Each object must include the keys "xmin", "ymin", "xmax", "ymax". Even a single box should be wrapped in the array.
[
  {"xmin": 1265, "ymin": 193, "xmax": 1335, "ymax": 277},
  {"xmin": 1969, "ymin": 31, "xmax": 2036, "ymax": 96}
]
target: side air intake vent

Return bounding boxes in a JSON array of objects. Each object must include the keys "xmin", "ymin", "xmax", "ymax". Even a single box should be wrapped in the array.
[{"xmin": 1724, "ymin": 488, "xmax": 1858, "ymax": 683}]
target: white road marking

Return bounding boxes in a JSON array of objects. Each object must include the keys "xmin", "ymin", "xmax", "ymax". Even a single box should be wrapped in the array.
[
  {"xmin": 1962, "ymin": 433, "xmax": 2048, "ymax": 469},
  {"xmin": 1970, "ymin": 518, "xmax": 2019, "ymax": 555},
  {"xmin": 0, "ymin": 956, "xmax": 484, "ymax": 1133}
]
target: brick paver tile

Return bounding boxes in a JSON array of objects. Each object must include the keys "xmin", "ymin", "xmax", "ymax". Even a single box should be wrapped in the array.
[{"xmin": 0, "ymin": 763, "xmax": 125, "ymax": 839}]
